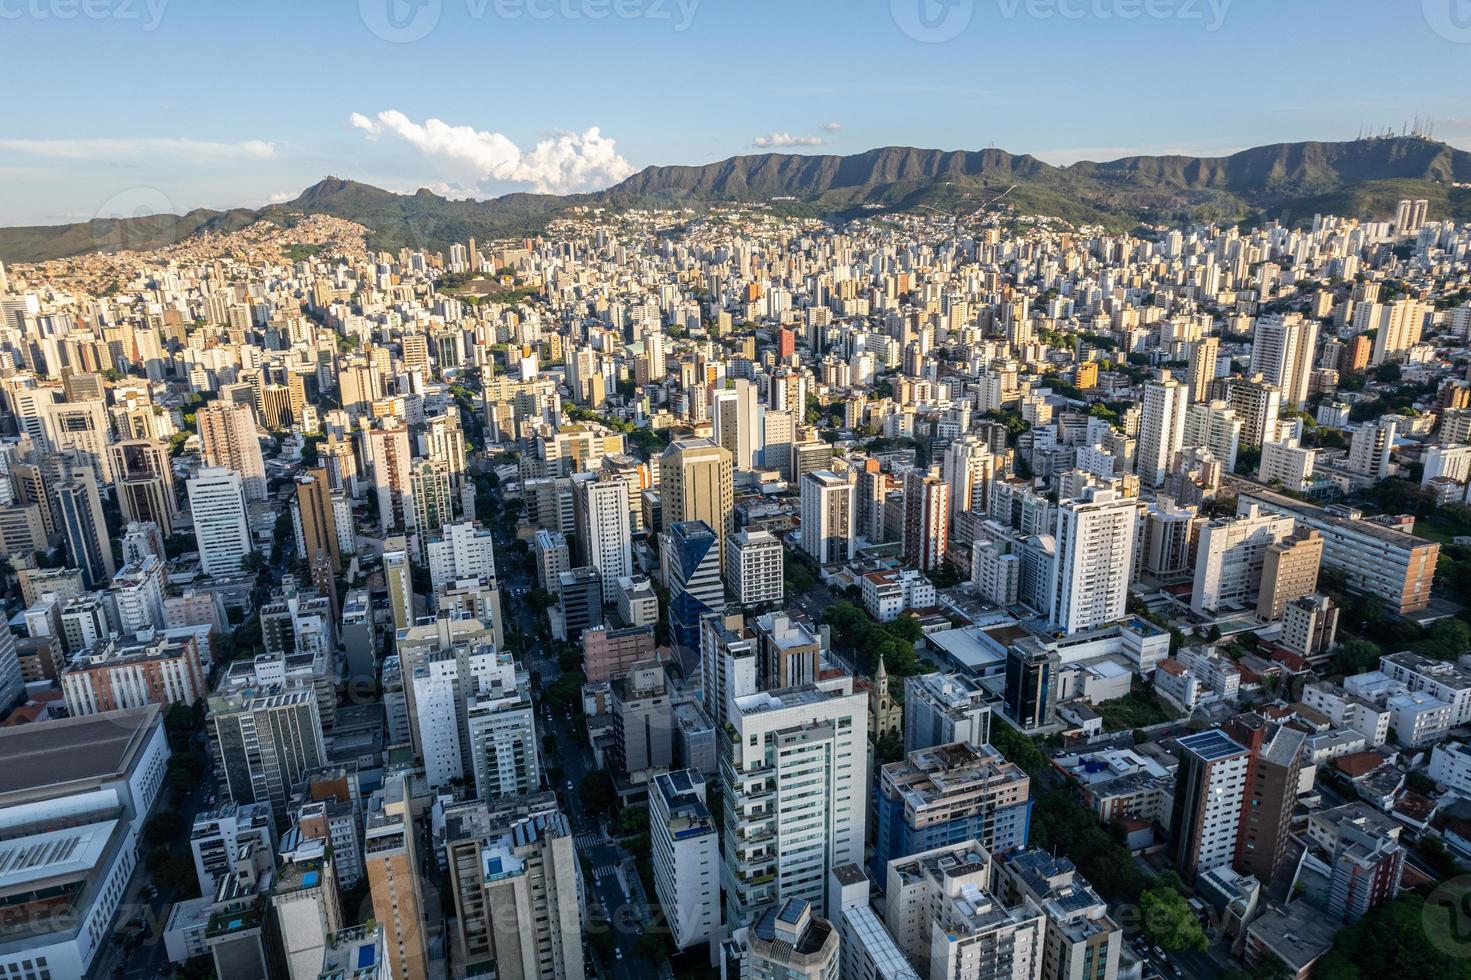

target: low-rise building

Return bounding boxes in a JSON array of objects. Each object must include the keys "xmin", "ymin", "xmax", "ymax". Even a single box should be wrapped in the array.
[{"xmin": 861, "ymin": 568, "xmax": 937, "ymax": 623}]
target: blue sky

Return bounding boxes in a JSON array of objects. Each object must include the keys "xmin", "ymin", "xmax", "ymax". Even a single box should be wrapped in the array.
[{"xmin": 1, "ymin": 0, "xmax": 1468, "ymax": 225}]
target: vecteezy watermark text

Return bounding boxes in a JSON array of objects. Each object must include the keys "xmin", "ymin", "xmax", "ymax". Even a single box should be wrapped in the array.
[
  {"xmin": 360, "ymin": 0, "xmax": 698, "ymax": 43},
  {"xmin": 1423, "ymin": 0, "xmax": 1471, "ymax": 43},
  {"xmin": 891, "ymin": 0, "xmax": 1230, "ymax": 43},
  {"xmin": 0, "ymin": 0, "xmax": 167, "ymax": 30}
]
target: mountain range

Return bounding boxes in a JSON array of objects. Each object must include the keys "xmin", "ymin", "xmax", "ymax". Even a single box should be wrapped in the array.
[{"xmin": 4, "ymin": 136, "xmax": 1470, "ymax": 263}]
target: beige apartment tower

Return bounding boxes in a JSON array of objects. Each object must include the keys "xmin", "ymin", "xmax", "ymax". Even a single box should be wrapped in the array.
[
  {"xmin": 659, "ymin": 438, "xmax": 734, "ymax": 563},
  {"xmin": 1257, "ymin": 530, "xmax": 1324, "ymax": 621},
  {"xmin": 197, "ymin": 401, "xmax": 268, "ymax": 501},
  {"xmin": 367, "ymin": 774, "xmax": 429, "ymax": 980}
]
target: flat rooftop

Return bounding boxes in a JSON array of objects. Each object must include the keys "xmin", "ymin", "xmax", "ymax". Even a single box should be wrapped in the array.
[{"xmin": 0, "ymin": 705, "xmax": 160, "ymax": 803}]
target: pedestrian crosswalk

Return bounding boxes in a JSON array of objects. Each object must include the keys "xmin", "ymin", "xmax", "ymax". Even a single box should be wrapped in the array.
[
  {"xmin": 593, "ymin": 863, "xmax": 621, "ymax": 880},
  {"xmin": 574, "ymin": 833, "xmax": 607, "ymax": 850}
]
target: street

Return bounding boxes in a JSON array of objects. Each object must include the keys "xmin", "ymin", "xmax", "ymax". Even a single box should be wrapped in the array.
[
  {"xmin": 88, "ymin": 732, "xmax": 215, "ymax": 980},
  {"xmin": 494, "ymin": 524, "xmax": 663, "ymax": 980}
]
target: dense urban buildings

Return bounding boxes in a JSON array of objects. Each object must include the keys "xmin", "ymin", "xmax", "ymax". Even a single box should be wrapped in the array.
[{"xmin": 0, "ymin": 105, "xmax": 1466, "ymax": 980}]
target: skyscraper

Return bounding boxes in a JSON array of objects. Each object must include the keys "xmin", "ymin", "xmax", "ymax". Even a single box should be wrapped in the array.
[
  {"xmin": 188, "ymin": 467, "xmax": 252, "ymax": 576},
  {"xmin": 712, "ymin": 378, "xmax": 764, "ymax": 471},
  {"xmin": 902, "ymin": 467, "xmax": 949, "ymax": 573},
  {"xmin": 209, "ymin": 685, "xmax": 327, "ymax": 829},
  {"xmin": 1226, "ymin": 378, "xmax": 1283, "ymax": 448},
  {"xmin": 942, "ymin": 434, "xmax": 999, "ymax": 530},
  {"xmin": 1186, "ymin": 336, "xmax": 1219, "ymax": 403},
  {"xmin": 1181, "ymin": 400, "xmax": 1242, "ymax": 475},
  {"xmin": 722, "ymin": 677, "xmax": 869, "ymax": 925},
  {"xmin": 726, "ymin": 529, "xmax": 784, "ymax": 606},
  {"xmin": 1191, "ymin": 504, "xmax": 1297, "ymax": 616},
  {"xmin": 651, "ymin": 770, "xmax": 719, "ymax": 950},
  {"xmin": 1225, "ymin": 714, "xmax": 1306, "ymax": 884},
  {"xmin": 667, "ymin": 520, "xmax": 724, "ymax": 649},
  {"xmin": 295, "ymin": 467, "xmax": 341, "ymax": 601},
  {"xmin": 366, "ymin": 424, "xmax": 414, "ymax": 532},
  {"xmin": 1249, "ymin": 314, "xmax": 1318, "ymax": 409},
  {"xmin": 1138, "ymin": 374, "xmax": 1186, "ymax": 487},
  {"xmin": 660, "ymin": 438, "xmax": 734, "ymax": 565},
  {"xmin": 1171, "ymin": 729, "xmax": 1250, "ymax": 882},
  {"xmin": 1369, "ymin": 298, "xmax": 1428, "ymax": 366},
  {"xmin": 109, "ymin": 438, "xmax": 178, "ymax": 535},
  {"xmin": 197, "ymin": 402, "xmax": 267, "ymax": 501},
  {"xmin": 445, "ymin": 800, "xmax": 585, "ymax": 980},
  {"xmin": 54, "ymin": 478, "xmax": 115, "ymax": 588},
  {"xmin": 573, "ymin": 472, "xmax": 632, "ymax": 602},
  {"xmin": 800, "ymin": 469, "xmax": 855, "ymax": 565},
  {"xmin": 366, "ymin": 773, "xmax": 429, "ymax": 980},
  {"xmin": 1049, "ymin": 486, "xmax": 1140, "ymax": 634}
]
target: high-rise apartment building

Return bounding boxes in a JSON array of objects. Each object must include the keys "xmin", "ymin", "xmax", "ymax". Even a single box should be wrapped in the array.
[
  {"xmin": 1347, "ymin": 417, "xmax": 1397, "ymax": 480},
  {"xmin": 1170, "ymin": 729, "xmax": 1250, "ymax": 881},
  {"xmin": 943, "ymin": 435, "xmax": 1000, "ymax": 529},
  {"xmin": 445, "ymin": 802, "xmax": 585, "ymax": 980},
  {"xmin": 1225, "ymin": 714, "xmax": 1306, "ymax": 884},
  {"xmin": 573, "ymin": 473, "xmax": 632, "ymax": 602},
  {"xmin": 800, "ymin": 469, "xmax": 855, "ymax": 565},
  {"xmin": 741, "ymin": 900, "xmax": 840, "ymax": 980},
  {"xmin": 1249, "ymin": 314, "xmax": 1319, "ymax": 408},
  {"xmin": 61, "ymin": 633, "xmax": 206, "ymax": 716},
  {"xmin": 651, "ymin": 770, "xmax": 720, "ymax": 950},
  {"xmin": 727, "ymin": 529, "xmax": 784, "ymax": 606},
  {"xmin": 1226, "ymin": 378, "xmax": 1282, "ymax": 448},
  {"xmin": 1049, "ymin": 486, "xmax": 1140, "ymax": 633},
  {"xmin": 188, "ymin": 467, "xmax": 252, "ymax": 577},
  {"xmin": 1186, "ymin": 336, "xmax": 1219, "ymax": 403},
  {"xmin": 993, "ymin": 849, "xmax": 1122, "ymax": 980},
  {"xmin": 366, "ymin": 425, "xmax": 414, "ymax": 532},
  {"xmin": 904, "ymin": 672, "xmax": 993, "ymax": 755},
  {"xmin": 902, "ymin": 467, "xmax": 949, "ymax": 573},
  {"xmin": 1181, "ymin": 400, "xmax": 1242, "ymax": 475},
  {"xmin": 722, "ymin": 676, "xmax": 869, "ymax": 925},
  {"xmin": 884, "ymin": 842, "xmax": 1044, "ymax": 980},
  {"xmin": 1257, "ymin": 530, "xmax": 1324, "ymax": 620},
  {"xmin": 209, "ymin": 685, "xmax": 327, "ymax": 830},
  {"xmin": 367, "ymin": 773, "xmax": 429, "ymax": 980},
  {"xmin": 1137, "ymin": 374, "xmax": 1186, "ymax": 487},
  {"xmin": 874, "ymin": 742, "xmax": 1032, "ymax": 875},
  {"xmin": 1191, "ymin": 504, "xmax": 1297, "ymax": 616},
  {"xmin": 1368, "ymin": 298, "xmax": 1428, "ymax": 366},
  {"xmin": 712, "ymin": 378, "xmax": 764, "ymax": 471},
  {"xmin": 197, "ymin": 402, "xmax": 267, "ymax": 501}
]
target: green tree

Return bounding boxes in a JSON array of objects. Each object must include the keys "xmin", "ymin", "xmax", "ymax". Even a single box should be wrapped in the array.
[
  {"xmin": 1331, "ymin": 638, "xmax": 1381, "ymax": 676},
  {"xmin": 1316, "ymin": 892, "xmax": 1471, "ymax": 980},
  {"xmin": 1416, "ymin": 618, "xmax": 1471, "ymax": 661},
  {"xmin": 578, "ymin": 770, "xmax": 615, "ymax": 813},
  {"xmin": 1139, "ymin": 882, "xmax": 1208, "ymax": 952}
]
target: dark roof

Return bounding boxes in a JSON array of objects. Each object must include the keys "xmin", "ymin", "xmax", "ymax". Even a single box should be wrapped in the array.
[{"xmin": 0, "ymin": 705, "xmax": 161, "ymax": 802}]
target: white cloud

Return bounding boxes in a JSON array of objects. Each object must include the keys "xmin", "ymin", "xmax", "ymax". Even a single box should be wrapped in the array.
[
  {"xmin": 349, "ymin": 110, "xmax": 634, "ymax": 195},
  {"xmin": 753, "ymin": 132, "xmax": 825, "ymax": 148},
  {"xmin": 822, "ymin": 123, "xmax": 843, "ymax": 133},
  {"xmin": 265, "ymin": 191, "xmax": 295, "ymax": 204},
  {"xmin": 0, "ymin": 137, "xmax": 276, "ymax": 161}
]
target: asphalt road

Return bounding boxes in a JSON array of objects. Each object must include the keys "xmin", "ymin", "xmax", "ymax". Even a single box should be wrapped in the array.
[{"xmin": 495, "ymin": 527, "xmax": 661, "ymax": 980}]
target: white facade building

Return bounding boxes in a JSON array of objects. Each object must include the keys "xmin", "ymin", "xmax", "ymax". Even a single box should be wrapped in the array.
[
  {"xmin": 187, "ymin": 467, "xmax": 252, "ymax": 576},
  {"xmin": 722, "ymin": 677, "xmax": 869, "ymax": 925},
  {"xmin": 651, "ymin": 770, "xmax": 720, "ymax": 950}
]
